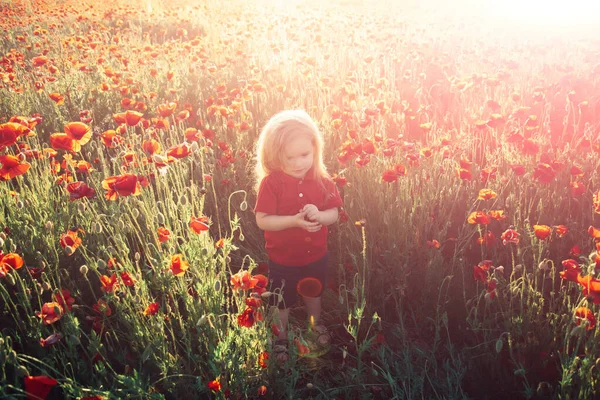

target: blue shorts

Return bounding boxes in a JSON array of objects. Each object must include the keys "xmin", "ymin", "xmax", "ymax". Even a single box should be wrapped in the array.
[{"xmin": 268, "ymin": 253, "xmax": 329, "ymax": 309}]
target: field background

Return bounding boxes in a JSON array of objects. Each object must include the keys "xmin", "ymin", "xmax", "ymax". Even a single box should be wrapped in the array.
[{"xmin": 1, "ymin": 0, "xmax": 600, "ymax": 398}]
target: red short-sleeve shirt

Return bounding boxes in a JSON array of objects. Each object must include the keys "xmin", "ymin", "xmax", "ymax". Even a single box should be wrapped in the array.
[{"xmin": 254, "ymin": 169, "xmax": 343, "ymax": 266}]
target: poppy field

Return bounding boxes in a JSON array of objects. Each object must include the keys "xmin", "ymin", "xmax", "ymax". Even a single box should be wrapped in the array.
[{"xmin": 1, "ymin": 0, "xmax": 600, "ymax": 398}]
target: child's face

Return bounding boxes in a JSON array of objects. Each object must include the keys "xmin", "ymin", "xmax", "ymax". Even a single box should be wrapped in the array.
[{"xmin": 281, "ymin": 134, "xmax": 314, "ymax": 179}]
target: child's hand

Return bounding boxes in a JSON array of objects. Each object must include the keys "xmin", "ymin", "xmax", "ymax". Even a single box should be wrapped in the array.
[
  {"xmin": 301, "ymin": 204, "xmax": 321, "ymax": 223},
  {"xmin": 295, "ymin": 210, "xmax": 322, "ymax": 232}
]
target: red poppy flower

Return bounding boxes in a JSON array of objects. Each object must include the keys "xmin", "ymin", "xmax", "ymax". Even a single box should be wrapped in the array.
[
  {"xmin": 190, "ymin": 216, "xmax": 210, "ymax": 233},
  {"xmin": 294, "ymin": 338, "xmax": 310, "ymax": 356},
  {"xmin": 66, "ymin": 181, "xmax": 96, "ymax": 201},
  {"xmin": 555, "ymin": 225, "xmax": 568, "ymax": 237},
  {"xmin": 167, "ymin": 143, "xmax": 192, "ymax": 159},
  {"xmin": 157, "ymin": 227, "xmax": 171, "ymax": 243},
  {"xmin": 169, "ymin": 254, "xmax": 189, "ymax": 276},
  {"xmin": 533, "ymin": 163, "xmax": 556, "ymax": 184},
  {"xmin": 36, "ymin": 302, "xmax": 64, "ymax": 325},
  {"xmin": 24, "ymin": 376, "xmax": 58, "ymax": 400},
  {"xmin": 0, "ymin": 155, "xmax": 30, "ymax": 181},
  {"xmin": 59, "ymin": 229, "xmax": 83, "ymax": 254},
  {"xmin": 509, "ymin": 164, "xmax": 526, "ymax": 175},
  {"xmin": 501, "ymin": 228, "xmax": 520, "ymax": 245},
  {"xmin": 456, "ymin": 167, "xmax": 472, "ymax": 181},
  {"xmin": 473, "ymin": 265, "xmax": 487, "ymax": 282},
  {"xmin": 102, "ymin": 174, "xmax": 142, "ymax": 200},
  {"xmin": 571, "ymin": 181, "xmax": 586, "ymax": 197},
  {"xmin": 120, "ymin": 272, "xmax": 135, "ymax": 287},
  {"xmin": 93, "ymin": 299, "xmax": 112, "ymax": 317},
  {"xmin": 246, "ymin": 296, "xmax": 262, "ymax": 308},
  {"xmin": 113, "ymin": 110, "xmax": 144, "ymax": 126},
  {"xmin": 207, "ymin": 379, "xmax": 221, "ymax": 392},
  {"xmin": 144, "ymin": 302, "xmax": 160, "ymax": 316},
  {"xmin": 258, "ymin": 351, "xmax": 269, "ymax": 368},
  {"xmin": 237, "ymin": 307, "xmax": 256, "ymax": 328},
  {"xmin": 381, "ymin": 168, "xmax": 398, "ymax": 183},
  {"xmin": 53, "ymin": 289, "xmax": 75, "ymax": 311},
  {"xmin": 100, "ymin": 274, "xmax": 119, "ymax": 293}
]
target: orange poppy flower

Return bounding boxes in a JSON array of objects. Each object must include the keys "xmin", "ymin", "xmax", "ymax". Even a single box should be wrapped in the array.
[
  {"xmin": 120, "ymin": 272, "xmax": 135, "ymax": 287},
  {"xmin": 59, "ymin": 229, "xmax": 82, "ymax": 254},
  {"xmin": 533, "ymin": 225, "xmax": 552, "ymax": 240},
  {"xmin": 467, "ymin": 211, "xmax": 490, "ymax": 225},
  {"xmin": 157, "ymin": 227, "xmax": 171, "ymax": 243},
  {"xmin": 142, "ymin": 139, "xmax": 161, "ymax": 155},
  {"xmin": 102, "ymin": 174, "xmax": 142, "ymax": 200},
  {"xmin": 0, "ymin": 122, "xmax": 30, "ymax": 148},
  {"xmin": 478, "ymin": 189, "xmax": 497, "ymax": 200},
  {"xmin": 100, "ymin": 274, "xmax": 119, "ymax": 293},
  {"xmin": 167, "ymin": 143, "xmax": 191, "ymax": 159},
  {"xmin": 0, "ymin": 155, "xmax": 30, "ymax": 181},
  {"xmin": 0, "ymin": 252, "xmax": 24, "ymax": 278},
  {"xmin": 594, "ymin": 191, "xmax": 600, "ymax": 214},
  {"xmin": 36, "ymin": 302, "xmax": 63, "ymax": 325},
  {"xmin": 190, "ymin": 216, "xmax": 210, "ymax": 233},
  {"xmin": 114, "ymin": 110, "xmax": 144, "ymax": 126},
  {"xmin": 207, "ymin": 379, "xmax": 221, "ymax": 392},
  {"xmin": 574, "ymin": 307, "xmax": 596, "ymax": 330},
  {"xmin": 169, "ymin": 254, "xmax": 189, "ymax": 276},
  {"xmin": 294, "ymin": 339, "xmax": 311, "ymax": 356},
  {"xmin": 100, "ymin": 130, "xmax": 124, "ymax": 148},
  {"xmin": 488, "ymin": 210, "xmax": 506, "ymax": 221},
  {"xmin": 157, "ymin": 102, "xmax": 177, "ymax": 117},
  {"xmin": 230, "ymin": 270, "xmax": 258, "ymax": 291},
  {"xmin": 555, "ymin": 225, "xmax": 568, "ymax": 237},
  {"xmin": 49, "ymin": 92, "xmax": 64, "ymax": 104},
  {"xmin": 32, "ymin": 55, "xmax": 49, "ymax": 67}
]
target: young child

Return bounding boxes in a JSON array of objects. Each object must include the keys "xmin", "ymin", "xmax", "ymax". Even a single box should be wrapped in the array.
[{"xmin": 254, "ymin": 109, "xmax": 343, "ymax": 360}]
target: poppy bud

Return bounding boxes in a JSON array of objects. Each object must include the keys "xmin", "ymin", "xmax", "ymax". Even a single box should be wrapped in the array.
[
  {"xmin": 495, "ymin": 266, "xmax": 504, "ymax": 275},
  {"xmin": 68, "ymin": 335, "xmax": 80, "ymax": 346},
  {"xmin": 214, "ymin": 280, "xmax": 221, "ymax": 292},
  {"xmin": 77, "ymin": 202, "xmax": 86, "ymax": 212},
  {"xmin": 157, "ymin": 213, "xmax": 165, "ymax": 225},
  {"xmin": 179, "ymin": 195, "xmax": 188, "ymax": 206},
  {"xmin": 97, "ymin": 259, "xmax": 107, "ymax": 271},
  {"xmin": 0, "ymin": 232, "xmax": 5, "ymax": 240},
  {"xmin": 42, "ymin": 282, "xmax": 51, "ymax": 291},
  {"xmin": 64, "ymin": 245, "xmax": 74, "ymax": 255},
  {"xmin": 339, "ymin": 295, "xmax": 344, "ymax": 304},
  {"xmin": 5, "ymin": 272, "xmax": 16, "ymax": 286},
  {"xmin": 190, "ymin": 141, "xmax": 199, "ymax": 152},
  {"xmin": 260, "ymin": 291, "xmax": 273, "ymax": 298},
  {"xmin": 0, "ymin": 238, "xmax": 4, "ymax": 248},
  {"xmin": 17, "ymin": 152, "xmax": 26, "ymax": 162},
  {"xmin": 239, "ymin": 233, "xmax": 245, "ymax": 242},
  {"xmin": 197, "ymin": 315, "xmax": 207, "ymax": 326},
  {"xmin": 306, "ymin": 383, "xmax": 314, "ymax": 389},
  {"xmin": 131, "ymin": 208, "xmax": 140, "ymax": 218},
  {"xmin": 240, "ymin": 201, "xmax": 248, "ymax": 211},
  {"xmin": 80, "ymin": 265, "xmax": 88, "ymax": 275},
  {"xmin": 16, "ymin": 201, "xmax": 24, "ymax": 209},
  {"xmin": 135, "ymin": 252, "xmax": 141, "ymax": 261},
  {"xmin": 16, "ymin": 365, "xmax": 29, "ymax": 377}
]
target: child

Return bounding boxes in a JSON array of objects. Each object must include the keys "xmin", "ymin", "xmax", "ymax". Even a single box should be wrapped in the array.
[{"xmin": 254, "ymin": 109, "xmax": 343, "ymax": 360}]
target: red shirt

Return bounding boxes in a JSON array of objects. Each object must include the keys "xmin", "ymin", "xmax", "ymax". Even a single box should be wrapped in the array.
[{"xmin": 254, "ymin": 169, "xmax": 343, "ymax": 266}]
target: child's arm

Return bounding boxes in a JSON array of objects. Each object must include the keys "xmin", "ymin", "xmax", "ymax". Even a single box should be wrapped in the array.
[
  {"xmin": 302, "ymin": 204, "xmax": 339, "ymax": 226},
  {"xmin": 256, "ymin": 211, "xmax": 322, "ymax": 232}
]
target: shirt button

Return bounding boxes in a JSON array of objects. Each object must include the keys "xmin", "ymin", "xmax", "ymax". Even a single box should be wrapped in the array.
[
  {"xmin": 299, "ymin": 193, "xmax": 303, "ymax": 197},
  {"xmin": 299, "ymin": 180, "xmax": 303, "ymax": 184}
]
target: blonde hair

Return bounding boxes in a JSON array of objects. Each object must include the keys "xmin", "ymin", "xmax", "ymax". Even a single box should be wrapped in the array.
[{"xmin": 255, "ymin": 109, "xmax": 329, "ymax": 192}]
